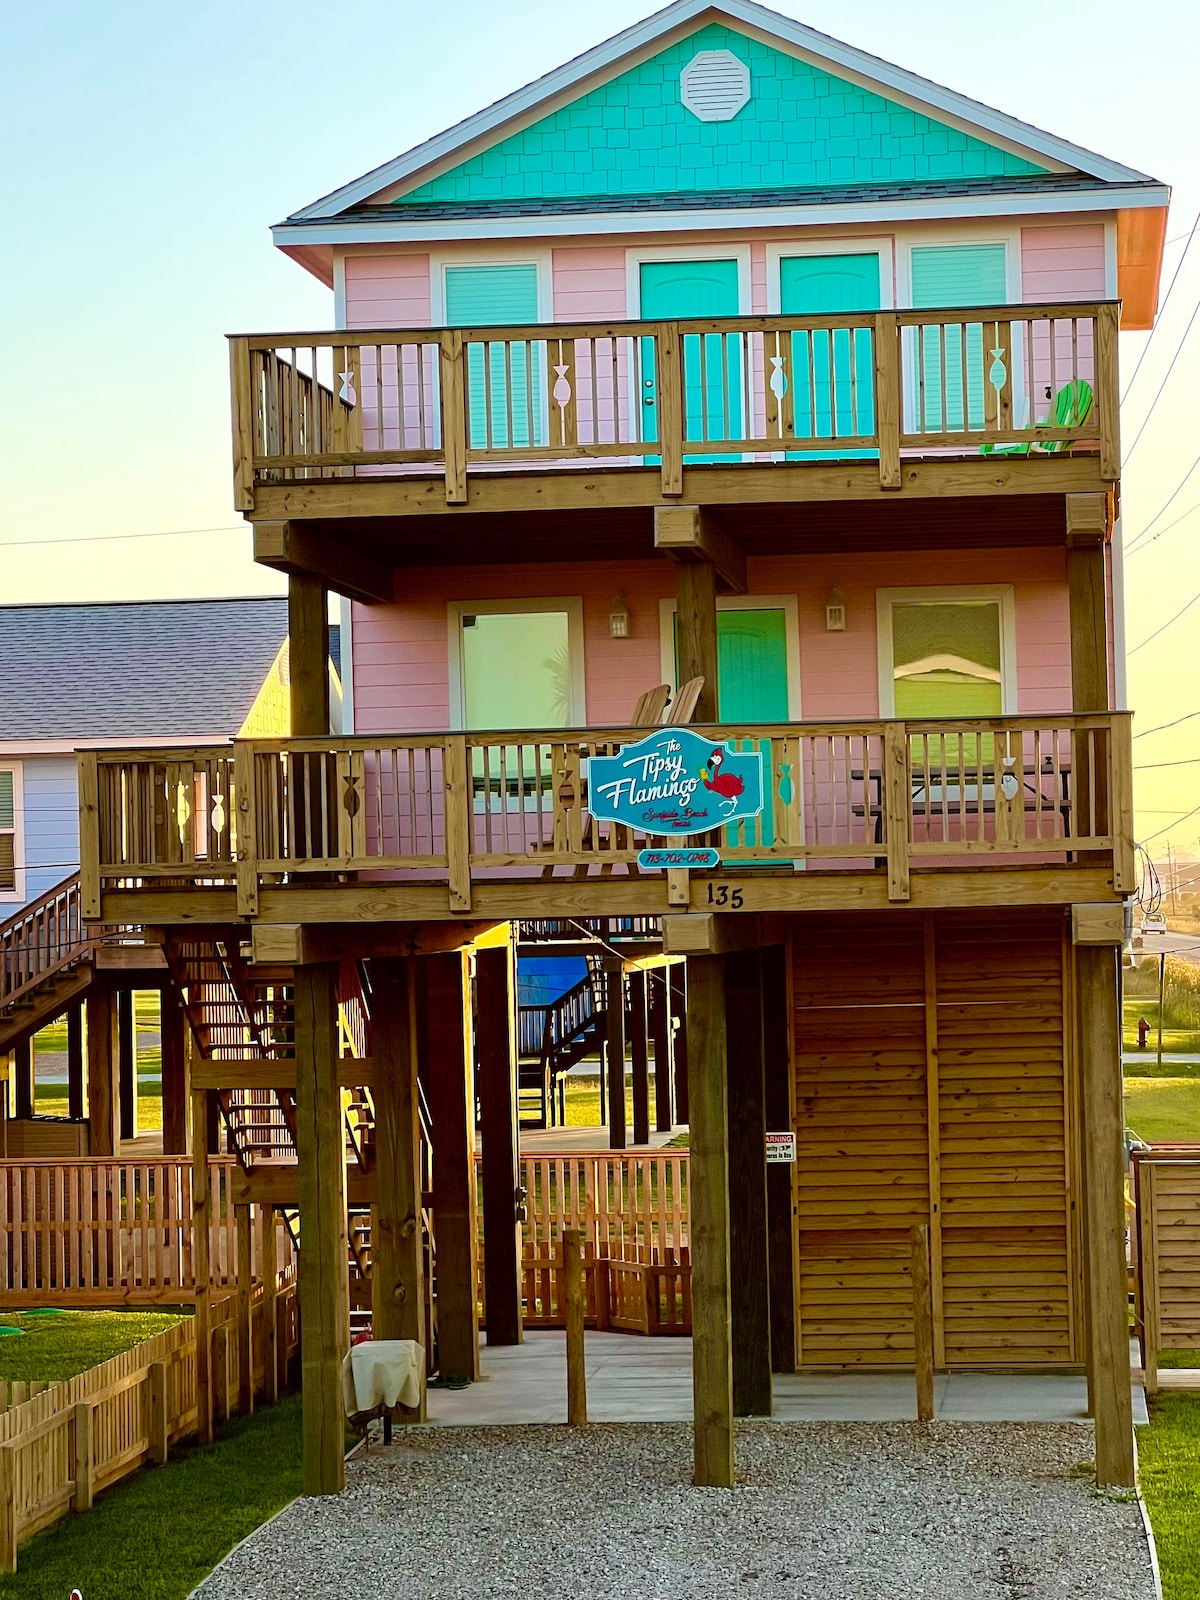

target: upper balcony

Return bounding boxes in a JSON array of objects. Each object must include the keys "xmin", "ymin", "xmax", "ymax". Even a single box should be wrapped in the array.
[
  {"xmin": 78, "ymin": 710, "xmax": 1133, "ymax": 930},
  {"xmin": 229, "ymin": 300, "xmax": 1120, "ymax": 534}
]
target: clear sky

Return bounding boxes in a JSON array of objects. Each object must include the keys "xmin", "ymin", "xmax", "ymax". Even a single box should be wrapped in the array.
[{"xmin": 2, "ymin": 0, "xmax": 1198, "ymax": 849}]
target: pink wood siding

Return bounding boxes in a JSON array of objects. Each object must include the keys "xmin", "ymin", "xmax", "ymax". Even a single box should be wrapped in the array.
[
  {"xmin": 344, "ymin": 253, "xmax": 431, "ymax": 328},
  {"xmin": 1020, "ymin": 224, "xmax": 1107, "ymax": 302},
  {"xmin": 350, "ymin": 548, "xmax": 1070, "ymax": 733},
  {"xmin": 552, "ymin": 248, "xmax": 627, "ymax": 320},
  {"xmin": 751, "ymin": 242, "xmax": 768, "ymax": 314}
]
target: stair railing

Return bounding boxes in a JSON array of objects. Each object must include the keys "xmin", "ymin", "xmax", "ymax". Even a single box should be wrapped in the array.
[{"xmin": 0, "ymin": 873, "xmax": 97, "ymax": 1012}]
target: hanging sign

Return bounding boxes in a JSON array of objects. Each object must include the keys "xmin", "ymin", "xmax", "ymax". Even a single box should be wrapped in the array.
[
  {"xmin": 588, "ymin": 728, "xmax": 764, "ymax": 837},
  {"xmin": 636, "ymin": 847, "xmax": 721, "ymax": 871},
  {"xmin": 766, "ymin": 1131, "xmax": 797, "ymax": 1164}
]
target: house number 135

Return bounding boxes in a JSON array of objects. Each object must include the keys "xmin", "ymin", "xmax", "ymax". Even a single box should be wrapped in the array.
[{"xmin": 706, "ymin": 884, "xmax": 744, "ymax": 908}]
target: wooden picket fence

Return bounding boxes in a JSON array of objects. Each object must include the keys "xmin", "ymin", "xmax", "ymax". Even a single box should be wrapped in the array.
[
  {"xmin": 0, "ymin": 1158, "xmax": 243, "ymax": 1306},
  {"xmin": 0, "ymin": 1276, "xmax": 299, "ymax": 1572},
  {"xmin": 1131, "ymin": 1148, "xmax": 1200, "ymax": 1392},
  {"xmin": 502, "ymin": 1151, "xmax": 692, "ymax": 1335}
]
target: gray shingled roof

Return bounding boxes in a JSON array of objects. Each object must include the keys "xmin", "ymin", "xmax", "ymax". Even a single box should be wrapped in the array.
[
  {"xmin": 334, "ymin": 171, "xmax": 1131, "ymax": 224},
  {"xmin": 0, "ymin": 598, "xmax": 291, "ymax": 740}
]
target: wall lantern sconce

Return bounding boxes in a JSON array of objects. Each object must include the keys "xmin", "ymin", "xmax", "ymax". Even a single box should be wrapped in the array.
[
  {"xmin": 609, "ymin": 593, "xmax": 630, "ymax": 639},
  {"xmin": 825, "ymin": 585, "xmax": 847, "ymax": 632}
]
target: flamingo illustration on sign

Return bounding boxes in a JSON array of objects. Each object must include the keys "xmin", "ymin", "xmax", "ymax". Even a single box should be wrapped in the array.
[{"xmin": 700, "ymin": 748, "xmax": 745, "ymax": 814}]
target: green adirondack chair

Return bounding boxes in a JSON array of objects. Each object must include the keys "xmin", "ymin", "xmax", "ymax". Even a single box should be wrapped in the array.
[{"xmin": 980, "ymin": 377, "xmax": 1095, "ymax": 458}]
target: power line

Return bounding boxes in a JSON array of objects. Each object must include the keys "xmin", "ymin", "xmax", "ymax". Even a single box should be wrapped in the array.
[
  {"xmin": 1134, "ymin": 710, "xmax": 1200, "ymax": 740},
  {"xmin": 1126, "ymin": 499, "xmax": 1200, "ymax": 558},
  {"xmin": 1129, "ymin": 590, "xmax": 1200, "ymax": 655},
  {"xmin": 1121, "ymin": 208, "xmax": 1200, "ymax": 403},
  {"xmin": 1125, "ymin": 452, "xmax": 1200, "ymax": 556},
  {"xmin": 1135, "ymin": 757, "xmax": 1200, "ymax": 770},
  {"xmin": 0, "ymin": 524, "xmax": 245, "ymax": 551},
  {"xmin": 1122, "ymin": 296, "xmax": 1200, "ymax": 468},
  {"xmin": 1140, "ymin": 803, "xmax": 1200, "ymax": 844}
]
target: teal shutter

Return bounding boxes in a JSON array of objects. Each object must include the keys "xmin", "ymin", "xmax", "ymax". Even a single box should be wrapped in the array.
[
  {"xmin": 780, "ymin": 253, "xmax": 880, "ymax": 450},
  {"xmin": 445, "ymin": 264, "xmax": 543, "ymax": 449},
  {"xmin": 910, "ymin": 245, "xmax": 1008, "ymax": 432},
  {"xmin": 639, "ymin": 260, "xmax": 742, "ymax": 450}
]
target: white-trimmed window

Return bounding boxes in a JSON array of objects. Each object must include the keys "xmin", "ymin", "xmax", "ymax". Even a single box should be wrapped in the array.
[
  {"xmin": 448, "ymin": 599, "xmax": 585, "ymax": 732},
  {"xmin": 0, "ymin": 766, "xmax": 24, "ymax": 901},
  {"xmin": 877, "ymin": 587, "xmax": 1016, "ymax": 719}
]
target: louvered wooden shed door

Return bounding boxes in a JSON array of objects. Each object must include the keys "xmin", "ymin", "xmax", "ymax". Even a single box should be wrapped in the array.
[{"xmin": 792, "ymin": 909, "xmax": 1078, "ymax": 1370}]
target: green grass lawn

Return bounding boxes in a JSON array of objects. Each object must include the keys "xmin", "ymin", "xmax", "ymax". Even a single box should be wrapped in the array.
[
  {"xmin": 1123, "ymin": 1079, "xmax": 1200, "ymax": 1145},
  {"xmin": 0, "ymin": 1394, "xmax": 303, "ymax": 1600},
  {"xmin": 523, "ymin": 1077, "xmax": 634, "ymax": 1133},
  {"xmin": 1140, "ymin": 1395, "xmax": 1200, "ymax": 1600},
  {"xmin": 0, "ymin": 1310, "xmax": 185, "ymax": 1384}
]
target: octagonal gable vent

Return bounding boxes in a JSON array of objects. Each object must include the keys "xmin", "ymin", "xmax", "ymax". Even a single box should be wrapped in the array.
[{"xmin": 680, "ymin": 49, "xmax": 751, "ymax": 122}]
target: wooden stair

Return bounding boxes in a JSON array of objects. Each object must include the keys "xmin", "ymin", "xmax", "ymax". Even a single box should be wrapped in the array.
[{"xmin": 0, "ymin": 874, "xmax": 99, "ymax": 1053}]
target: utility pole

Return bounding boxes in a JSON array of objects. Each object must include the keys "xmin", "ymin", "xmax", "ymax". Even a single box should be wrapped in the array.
[{"xmin": 1157, "ymin": 950, "xmax": 1166, "ymax": 1075}]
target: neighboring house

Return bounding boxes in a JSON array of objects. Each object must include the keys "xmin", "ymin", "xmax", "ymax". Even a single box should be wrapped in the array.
[
  {"xmin": 77, "ymin": 0, "xmax": 1167, "ymax": 1496},
  {"xmin": 0, "ymin": 598, "xmax": 340, "ymax": 910}
]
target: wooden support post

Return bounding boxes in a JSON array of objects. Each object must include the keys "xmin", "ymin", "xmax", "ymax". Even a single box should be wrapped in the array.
[
  {"xmin": 912, "ymin": 1224, "xmax": 935, "ymax": 1422},
  {"xmin": 66, "ymin": 1004, "xmax": 84, "ymax": 1122},
  {"xmin": 726, "ymin": 950, "xmax": 772, "ymax": 1417},
  {"xmin": 687, "ymin": 954, "xmax": 734, "ymax": 1486},
  {"xmin": 1078, "ymin": 943, "xmax": 1135, "ymax": 1487},
  {"xmin": 295, "ymin": 963, "xmax": 349, "ymax": 1495},
  {"xmin": 604, "ymin": 959, "xmax": 627, "ymax": 1151},
  {"xmin": 651, "ymin": 969, "xmax": 675, "ymax": 1133},
  {"xmin": 261, "ymin": 1206, "xmax": 279, "ymax": 1406},
  {"xmin": 424, "ymin": 952, "xmax": 480, "ymax": 1382},
  {"xmin": 1067, "ymin": 508, "xmax": 1110, "ymax": 716},
  {"xmin": 191, "ymin": 1088, "xmax": 213, "ymax": 1446},
  {"xmin": 236, "ymin": 1203, "xmax": 254, "ymax": 1415},
  {"xmin": 476, "ymin": 944, "xmax": 523, "ymax": 1346},
  {"xmin": 72, "ymin": 1402, "xmax": 93, "ymax": 1511},
  {"xmin": 148, "ymin": 1362, "xmax": 169, "ymax": 1465},
  {"xmin": 762, "ymin": 944, "xmax": 797, "ymax": 1373},
  {"xmin": 0, "ymin": 1446, "xmax": 13, "ymax": 1574},
  {"xmin": 160, "ymin": 989, "xmax": 189, "ymax": 1154},
  {"xmin": 12, "ymin": 1037, "xmax": 32, "ymax": 1121},
  {"xmin": 563, "ymin": 1226, "xmax": 587, "ymax": 1425},
  {"xmin": 288, "ymin": 572, "xmax": 331, "ymax": 737},
  {"xmin": 874, "ymin": 311, "xmax": 902, "ymax": 490},
  {"xmin": 211, "ymin": 1323, "xmax": 229, "ymax": 1428},
  {"xmin": 673, "ymin": 559, "xmax": 719, "ymax": 723},
  {"xmin": 86, "ymin": 984, "xmax": 119, "ymax": 1157},
  {"xmin": 117, "ymin": 989, "xmax": 137, "ymax": 1142},
  {"xmin": 670, "ymin": 964, "xmax": 689, "ymax": 1125},
  {"xmin": 628, "ymin": 971, "xmax": 650, "ymax": 1147},
  {"xmin": 372, "ymin": 958, "xmax": 426, "ymax": 1420}
]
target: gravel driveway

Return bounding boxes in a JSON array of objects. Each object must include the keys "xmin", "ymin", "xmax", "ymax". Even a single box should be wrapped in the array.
[{"xmin": 194, "ymin": 1422, "xmax": 1156, "ymax": 1600}]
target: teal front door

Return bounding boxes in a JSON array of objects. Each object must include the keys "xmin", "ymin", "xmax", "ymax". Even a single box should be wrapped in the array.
[
  {"xmin": 639, "ymin": 259, "xmax": 742, "ymax": 456},
  {"xmin": 910, "ymin": 244, "xmax": 1008, "ymax": 433},
  {"xmin": 779, "ymin": 253, "xmax": 880, "ymax": 455},
  {"xmin": 675, "ymin": 606, "xmax": 791, "ymax": 854}
]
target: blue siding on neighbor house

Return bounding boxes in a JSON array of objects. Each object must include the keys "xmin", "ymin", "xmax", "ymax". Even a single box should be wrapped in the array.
[
  {"xmin": 396, "ymin": 23, "xmax": 1044, "ymax": 206},
  {"xmin": 19, "ymin": 759, "xmax": 79, "ymax": 909}
]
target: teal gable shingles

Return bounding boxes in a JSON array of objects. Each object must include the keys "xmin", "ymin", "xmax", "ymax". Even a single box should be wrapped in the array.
[{"xmin": 395, "ymin": 25, "xmax": 1045, "ymax": 205}]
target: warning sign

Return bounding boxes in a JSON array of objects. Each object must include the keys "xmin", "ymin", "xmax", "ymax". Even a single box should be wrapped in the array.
[{"xmin": 765, "ymin": 1131, "xmax": 796, "ymax": 1164}]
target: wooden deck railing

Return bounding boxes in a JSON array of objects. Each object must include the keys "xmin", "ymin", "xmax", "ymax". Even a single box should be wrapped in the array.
[
  {"xmin": 228, "ymin": 300, "xmax": 1120, "ymax": 505},
  {"xmin": 0, "ymin": 875, "xmax": 93, "ymax": 1011},
  {"xmin": 80, "ymin": 712, "xmax": 1134, "ymax": 916}
]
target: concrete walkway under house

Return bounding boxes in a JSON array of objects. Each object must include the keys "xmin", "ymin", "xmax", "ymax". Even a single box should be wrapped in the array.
[{"xmin": 425, "ymin": 1329, "xmax": 1151, "ymax": 1428}]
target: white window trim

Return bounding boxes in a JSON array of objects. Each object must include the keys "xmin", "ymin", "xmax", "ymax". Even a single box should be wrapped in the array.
[
  {"xmin": 897, "ymin": 224, "xmax": 1023, "ymax": 307},
  {"xmin": 447, "ymin": 597, "xmax": 586, "ymax": 731},
  {"xmin": 765, "ymin": 237, "xmax": 895, "ymax": 313},
  {"xmin": 657, "ymin": 595, "xmax": 802, "ymax": 720},
  {"xmin": 625, "ymin": 243, "xmax": 753, "ymax": 318},
  {"xmin": 0, "ymin": 762, "xmax": 25, "ymax": 904},
  {"xmin": 876, "ymin": 585, "xmax": 1017, "ymax": 718},
  {"xmin": 429, "ymin": 247, "xmax": 554, "ymax": 326}
]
